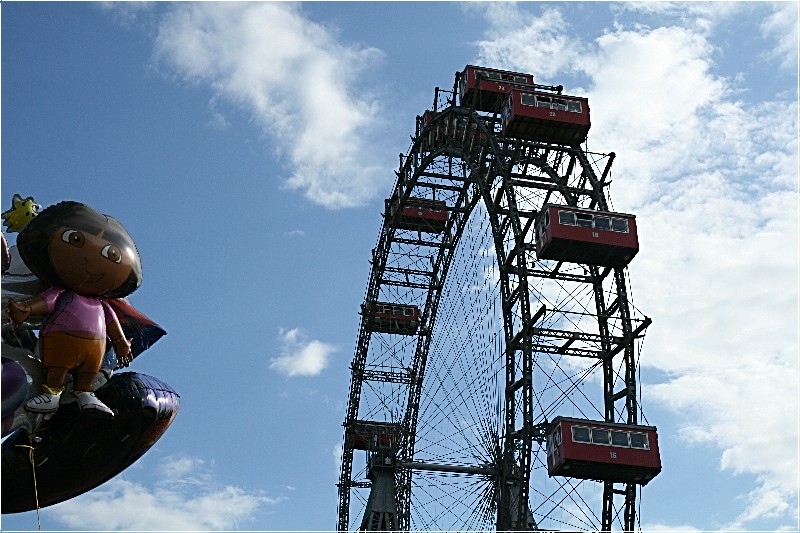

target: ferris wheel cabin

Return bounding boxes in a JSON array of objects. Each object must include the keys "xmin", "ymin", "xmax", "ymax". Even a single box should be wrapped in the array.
[
  {"xmin": 349, "ymin": 420, "xmax": 401, "ymax": 451},
  {"xmin": 501, "ymin": 88, "xmax": 590, "ymax": 145},
  {"xmin": 534, "ymin": 204, "xmax": 639, "ymax": 268},
  {"xmin": 389, "ymin": 197, "xmax": 448, "ymax": 234},
  {"xmin": 459, "ymin": 65, "xmax": 534, "ymax": 113},
  {"xmin": 546, "ymin": 417, "xmax": 662, "ymax": 485},
  {"xmin": 367, "ymin": 302, "xmax": 420, "ymax": 335}
]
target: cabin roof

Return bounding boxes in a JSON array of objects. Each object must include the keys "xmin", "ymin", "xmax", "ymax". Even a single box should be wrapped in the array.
[
  {"xmin": 551, "ymin": 415, "xmax": 657, "ymax": 432},
  {"xmin": 463, "ymin": 64, "xmax": 533, "ymax": 76}
]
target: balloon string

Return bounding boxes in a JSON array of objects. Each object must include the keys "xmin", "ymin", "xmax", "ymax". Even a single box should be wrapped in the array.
[{"xmin": 16, "ymin": 434, "xmax": 43, "ymax": 532}]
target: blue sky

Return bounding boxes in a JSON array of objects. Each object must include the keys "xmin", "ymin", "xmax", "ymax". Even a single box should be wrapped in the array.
[{"xmin": 1, "ymin": 1, "xmax": 798, "ymax": 531}]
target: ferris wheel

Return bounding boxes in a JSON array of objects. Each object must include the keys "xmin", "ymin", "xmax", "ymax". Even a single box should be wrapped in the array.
[{"xmin": 336, "ymin": 65, "xmax": 660, "ymax": 531}]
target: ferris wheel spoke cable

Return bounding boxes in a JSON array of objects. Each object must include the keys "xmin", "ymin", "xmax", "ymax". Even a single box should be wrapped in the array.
[
  {"xmin": 416, "ymin": 400, "xmax": 486, "ymax": 458},
  {"xmin": 416, "ymin": 396, "xmax": 493, "ymax": 459},
  {"xmin": 416, "ymin": 368, "xmax": 499, "ymax": 460},
  {"xmin": 418, "ymin": 263, "xmax": 504, "ymax": 448},
  {"xmin": 532, "ymin": 475, "xmax": 600, "ymax": 530},
  {"xmin": 361, "ymin": 381, "xmax": 404, "ymax": 423},
  {"xmin": 409, "ymin": 475, "xmax": 487, "ymax": 529},
  {"xmin": 534, "ymin": 357, "xmax": 605, "ymax": 421}
]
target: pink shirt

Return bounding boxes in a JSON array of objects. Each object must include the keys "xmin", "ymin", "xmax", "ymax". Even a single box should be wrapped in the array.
[{"xmin": 40, "ymin": 287, "xmax": 115, "ymax": 339}]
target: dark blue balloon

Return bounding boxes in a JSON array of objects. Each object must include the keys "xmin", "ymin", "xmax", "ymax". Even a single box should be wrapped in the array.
[{"xmin": 1, "ymin": 372, "xmax": 179, "ymax": 513}]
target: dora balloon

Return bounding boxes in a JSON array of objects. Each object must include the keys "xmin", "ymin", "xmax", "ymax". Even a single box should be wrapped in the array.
[{"xmin": 8, "ymin": 201, "xmax": 143, "ymax": 418}]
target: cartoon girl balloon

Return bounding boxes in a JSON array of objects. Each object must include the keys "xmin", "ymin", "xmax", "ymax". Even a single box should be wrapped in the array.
[{"xmin": 7, "ymin": 201, "xmax": 142, "ymax": 418}]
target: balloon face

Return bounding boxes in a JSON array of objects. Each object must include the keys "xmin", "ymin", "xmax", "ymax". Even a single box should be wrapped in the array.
[
  {"xmin": 1, "ymin": 372, "xmax": 180, "ymax": 514},
  {"xmin": 16, "ymin": 201, "xmax": 142, "ymax": 299},
  {"xmin": 48, "ymin": 227, "xmax": 135, "ymax": 297}
]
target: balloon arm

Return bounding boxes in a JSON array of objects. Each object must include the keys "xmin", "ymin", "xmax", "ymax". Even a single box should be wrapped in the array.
[
  {"xmin": 107, "ymin": 318, "xmax": 132, "ymax": 366},
  {"xmin": 8, "ymin": 296, "xmax": 46, "ymax": 325}
]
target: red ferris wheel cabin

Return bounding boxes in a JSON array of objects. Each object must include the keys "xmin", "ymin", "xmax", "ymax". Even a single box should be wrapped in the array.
[
  {"xmin": 534, "ymin": 204, "xmax": 639, "ymax": 268},
  {"xmin": 546, "ymin": 417, "xmax": 662, "ymax": 486},
  {"xmin": 501, "ymin": 88, "xmax": 590, "ymax": 145},
  {"xmin": 390, "ymin": 197, "xmax": 448, "ymax": 234},
  {"xmin": 367, "ymin": 302, "xmax": 420, "ymax": 335},
  {"xmin": 459, "ymin": 65, "xmax": 534, "ymax": 113},
  {"xmin": 350, "ymin": 420, "xmax": 401, "ymax": 451}
]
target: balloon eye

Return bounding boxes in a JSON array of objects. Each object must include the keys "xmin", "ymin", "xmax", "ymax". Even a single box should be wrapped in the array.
[
  {"xmin": 61, "ymin": 229, "xmax": 85, "ymax": 248},
  {"xmin": 101, "ymin": 244, "xmax": 122, "ymax": 264}
]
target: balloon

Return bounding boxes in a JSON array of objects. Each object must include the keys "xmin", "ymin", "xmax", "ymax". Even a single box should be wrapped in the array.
[
  {"xmin": 1, "ymin": 372, "xmax": 180, "ymax": 513},
  {"xmin": 1, "ymin": 347, "xmax": 44, "ymax": 438},
  {"xmin": 1, "ymin": 201, "xmax": 175, "ymax": 515},
  {"xmin": 105, "ymin": 298, "xmax": 167, "ymax": 364},
  {"xmin": 2, "ymin": 358, "xmax": 28, "ymax": 434}
]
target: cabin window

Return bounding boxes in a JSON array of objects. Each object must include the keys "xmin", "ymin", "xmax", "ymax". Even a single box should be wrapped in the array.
[
  {"xmin": 535, "ymin": 211, "xmax": 551, "ymax": 242},
  {"xmin": 478, "ymin": 70, "xmax": 501, "ymax": 81},
  {"xmin": 555, "ymin": 426, "xmax": 562, "ymax": 446},
  {"xmin": 513, "ymin": 75, "xmax": 528, "ymax": 83},
  {"xmin": 630, "ymin": 432, "xmax": 650, "ymax": 449},
  {"xmin": 501, "ymin": 103, "xmax": 510, "ymax": 125},
  {"xmin": 594, "ymin": 216, "xmax": 611, "ymax": 231},
  {"xmin": 591, "ymin": 428, "xmax": 611, "ymax": 445},
  {"xmin": 611, "ymin": 218, "xmax": 629, "ymax": 233},
  {"xmin": 567, "ymin": 424, "xmax": 652, "ymax": 449},
  {"xmin": 558, "ymin": 210, "xmax": 576, "ymax": 226},
  {"xmin": 517, "ymin": 94, "xmax": 584, "ymax": 112},
  {"xmin": 611, "ymin": 431, "xmax": 630, "ymax": 447},
  {"xmin": 557, "ymin": 209, "xmax": 631, "ymax": 233},
  {"xmin": 403, "ymin": 308, "xmax": 413, "ymax": 316},
  {"xmin": 576, "ymin": 213, "xmax": 593, "ymax": 228},
  {"xmin": 572, "ymin": 426, "xmax": 591, "ymax": 443},
  {"xmin": 521, "ymin": 93, "xmax": 537, "ymax": 106}
]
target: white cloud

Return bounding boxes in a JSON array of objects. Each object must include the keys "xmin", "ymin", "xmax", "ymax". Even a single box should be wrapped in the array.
[
  {"xmin": 473, "ymin": 3, "xmax": 581, "ymax": 81},
  {"xmin": 581, "ymin": 28, "xmax": 798, "ymax": 528},
  {"xmin": 333, "ymin": 441, "xmax": 344, "ymax": 473},
  {"xmin": 152, "ymin": 3, "xmax": 387, "ymax": 209},
  {"xmin": 761, "ymin": 2, "xmax": 800, "ymax": 72},
  {"xmin": 614, "ymin": 1, "xmax": 747, "ymax": 34},
  {"xmin": 270, "ymin": 327, "xmax": 336, "ymax": 377},
  {"xmin": 639, "ymin": 524, "xmax": 703, "ymax": 533},
  {"xmin": 51, "ymin": 454, "xmax": 282, "ymax": 531},
  {"xmin": 473, "ymin": 4, "xmax": 799, "ymax": 528},
  {"xmin": 100, "ymin": 1, "xmax": 154, "ymax": 30}
]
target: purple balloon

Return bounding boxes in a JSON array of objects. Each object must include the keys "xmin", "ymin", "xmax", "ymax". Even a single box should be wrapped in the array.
[{"xmin": 1, "ymin": 357, "xmax": 29, "ymax": 435}]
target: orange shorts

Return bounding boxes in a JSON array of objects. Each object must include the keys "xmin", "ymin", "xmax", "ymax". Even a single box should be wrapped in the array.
[{"xmin": 39, "ymin": 332, "xmax": 106, "ymax": 375}]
